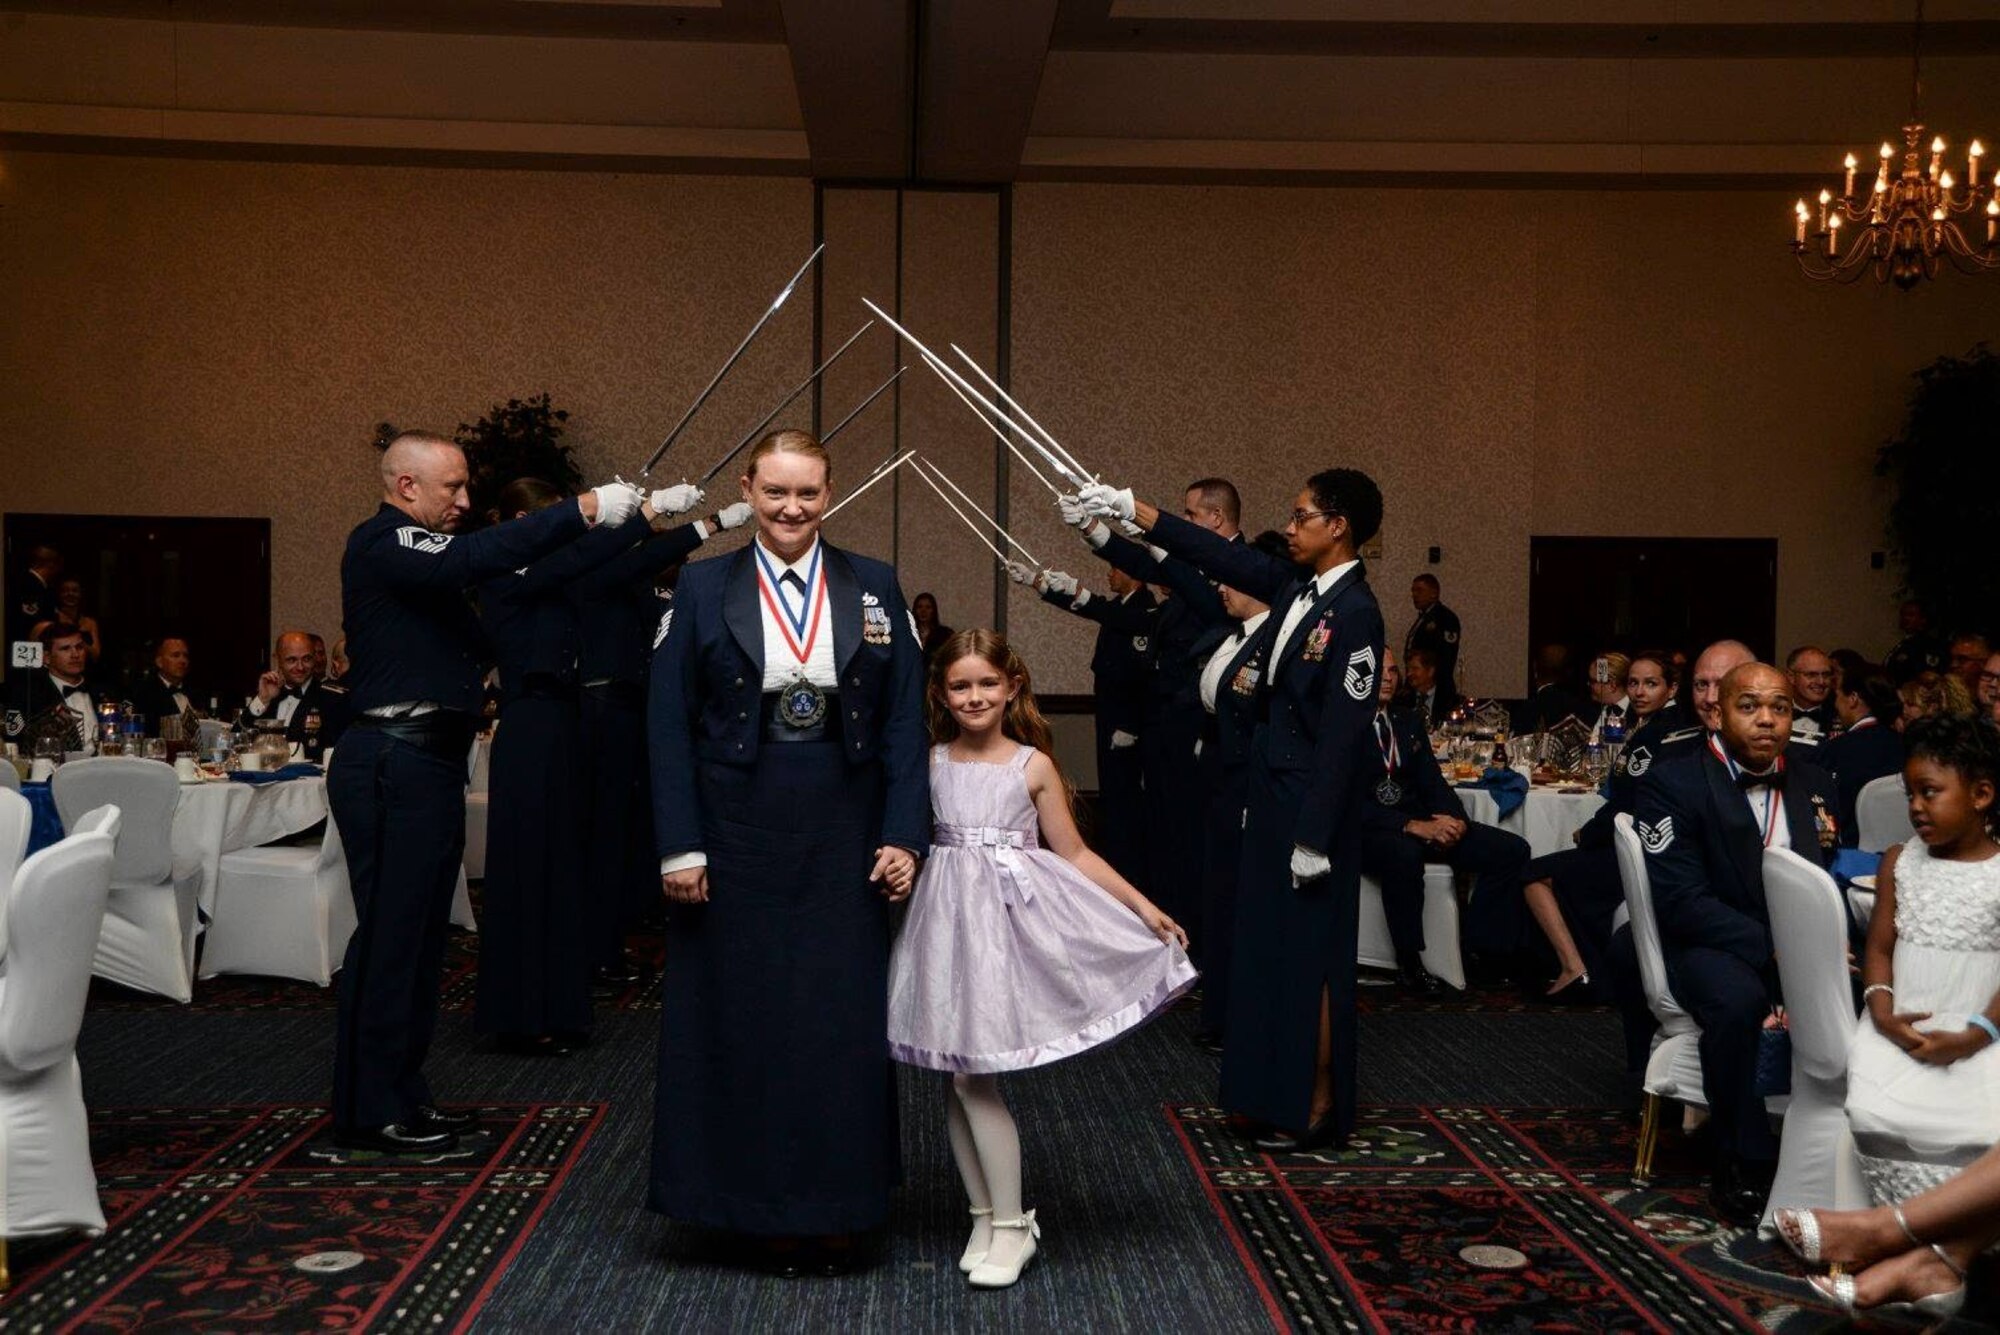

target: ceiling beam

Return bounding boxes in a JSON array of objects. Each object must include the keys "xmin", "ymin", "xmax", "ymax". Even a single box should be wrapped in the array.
[
  {"xmin": 915, "ymin": 0, "xmax": 1060, "ymax": 182},
  {"xmin": 777, "ymin": 0, "xmax": 910, "ymax": 179}
]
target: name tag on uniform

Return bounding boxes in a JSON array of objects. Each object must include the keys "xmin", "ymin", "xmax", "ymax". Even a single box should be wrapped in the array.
[
  {"xmin": 863, "ymin": 605, "xmax": 893, "ymax": 645},
  {"xmin": 1230, "ymin": 663, "xmax": 1261, "ymax": 697},
  {"xmin": 1301, "ymin": 620, "xmax": 1332, "ymax": 663}
]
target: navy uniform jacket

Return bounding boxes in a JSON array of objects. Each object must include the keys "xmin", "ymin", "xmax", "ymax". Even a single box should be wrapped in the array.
[
  {"xmin": 649, "ymin": 540, "xmax": 929, "ymax": 860},
  {"xmin": 253, "ymin": 676, "xmax": 354, "ymax": 746},
  {"xmin": 1634, "ymin": 745, "xmax": 1840, "ymax": 969},
  {"xmin": 1145, "ymin": 512, "xmax": 1385, "ymax": 856},
  {"xmin": 571, "ymin": 521, "xmax": 708, "ymax": 687},
  {"xmin": 1573, "ymin": 703, "xmax": 1703, "ymax": 850},
  {"xmin": 1884, "ymin": 632, "xmax": 1945, "ymax": 684},
  {"xmin": 477, "ymin": 512, "xmax": 651, "ymax": 699},
  {"xmin": 4, "ymin": 670, "xmax": 96, "ymax": 747},
  {"xmin": 1393, "ymin": 683, "xmax": 1462, "ymax": 727},
  {"xmin": 1202, "ymin": 629, "xmax": 1269, "ymax": 780},
  {"xmin": 340, "ymin": 500, "xmax": 589, "ymax": 715},
  {"xmin": 1821, "ymin": 719, "xmax": 1906, "ymax": 847},
  {"xmin": 1787, "ymin": 703, "xmax": 1834, "ymax": 757},
  {"xmin": 6, "ymin": 569, "xmax": 55, "ymax": 650},
  {"xmin": 1096, "ymin": 531, "xmax": 1233, "ymax": 725},
  {"xmin": 1513, "ymin": 683, "xmax": 1587, "ymax": 735},
  {"xmin": 1041, "ymin": 585, "xmax": 1156, "ymax": 739},
  {"xmin": 1403, "ymin": 601, "xmax": 1462, "ymax": 687},
  {"xmin": 127, "ymin": 673, "xmax": 194, "ymax": 730},
  {"xmin": 1358, "ymin": 706, "xmax": 1464, "ymax": 835}
]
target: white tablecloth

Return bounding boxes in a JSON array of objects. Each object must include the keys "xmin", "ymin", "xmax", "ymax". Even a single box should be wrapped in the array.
[
  {"xmin": 1456, "ymin": 785, "xmax": 1604, "ymax": 859},
  {"xmin": 173, "ymin": 777, "xmax": 328, "ymax": 914}
]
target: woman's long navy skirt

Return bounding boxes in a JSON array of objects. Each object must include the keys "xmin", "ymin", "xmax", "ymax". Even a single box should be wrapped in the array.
[
  {"xmin": 1218, "ymin": 743, "xmax": 1363, "ymax": 1140},
  {"xmin": 475, "ymin": 694, "xmax": 593, "ymax": 1038},
  {"xmin": 649, "ymin": 742, "xmax": 897, "ymax": 1235}
]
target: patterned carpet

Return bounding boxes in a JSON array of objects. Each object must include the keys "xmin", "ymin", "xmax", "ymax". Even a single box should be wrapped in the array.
[
  {"xmin": 1, "ymin": 1103, "xmax": 603, "ymax": 1333},
  {"xmin": 1169, "ymin": 1102, "xmax": 1862, "ymax": 1333}
]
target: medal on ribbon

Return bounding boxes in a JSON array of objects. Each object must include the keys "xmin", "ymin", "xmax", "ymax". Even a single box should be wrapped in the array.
[
  {"xmin": 754, "ymin": 541, "xmax": 829, "ymax": 728},
  {"xmin": 1373, "ymin": 713, "xmax": 1402, "ymax": 805}
]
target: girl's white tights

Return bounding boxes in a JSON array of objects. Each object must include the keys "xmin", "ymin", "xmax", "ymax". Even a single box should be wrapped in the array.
[{"xmin": 947, "ymin": 1073, "xmax": 1027, "ymax": 1269}]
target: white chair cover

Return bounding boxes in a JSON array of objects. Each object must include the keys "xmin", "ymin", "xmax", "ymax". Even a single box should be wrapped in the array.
[
  {"xmin": 462, "ymin": 792, "xmax": 490, "ymax": 881},
  {"xmin": 1759, "ymin": 846, "xmax": 1868, "ymax": 1234},
  {"xmin": 0, "ymin": 819, "xmax": 116, "ymax": 1243},
  {"xmin": 0, "ymin": 760, "xmax": 20, "ymax": 792},
  {"xmin": 1357, "ymin": 867, "xmax": 1465, "ymax": 989},
  {"xmin": 1612, "ymin": 814, "xmax": 1706, "ymax": 1103},
  {"xmin": 0, "ymin": 790, "xmax": 33, "ymax": 956},
  {"xmin": 451, "ymin": 865, "xmax": 477, "ymax": 932},
  {"xmin": 200, "ymin": 811, "xmax": 356, "ymax": 987},
  {"xmin": 50, "ymin": 758, "xmax": 202, "ymax": 1002},
  {"xmin": 1856, "ymin": 775, "xmax": 1914, "ymax": 853}
]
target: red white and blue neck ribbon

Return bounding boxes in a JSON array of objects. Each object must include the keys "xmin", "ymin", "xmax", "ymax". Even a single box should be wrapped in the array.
[{"xmin": 753, "ymin": 540, "xmax": 826, "ymax": 666}]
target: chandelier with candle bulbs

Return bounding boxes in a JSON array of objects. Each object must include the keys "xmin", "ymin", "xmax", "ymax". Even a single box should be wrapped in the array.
[{"xmin": 1790, "ymin": 2, "xmax": 1999, "ymax": 288}]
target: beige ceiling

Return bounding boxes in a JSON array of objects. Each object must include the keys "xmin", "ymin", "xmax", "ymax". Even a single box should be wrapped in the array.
[{"xmin": 4, "ymin": 0, "xmax": 1998, "ymax": 184}]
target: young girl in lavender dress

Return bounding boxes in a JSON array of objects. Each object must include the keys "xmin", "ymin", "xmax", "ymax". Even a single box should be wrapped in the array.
[{"xmin": 887, "ymin": 629, "xmax": 1197, "ymax": 1289}]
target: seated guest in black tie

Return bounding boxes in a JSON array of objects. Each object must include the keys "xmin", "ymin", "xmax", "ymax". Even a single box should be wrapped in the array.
[
  {"xmin": 246, "ymin": 629, "xmax": 351, "ymax": 748},
  {"xmin": 1521, "ymin": 651, "xmax": 1701, "ymax": 1002},
  {"xmin": 1824, "ymin": 668, "xmax": 1906, "ymax": 843},
  {"xmin": 1360, "ymin": 649, "xmax": 1530, "ymax": 992},
  {"xmin": 1635, "ymin": 660, "xmax": 1842, "ymax": 1227},
  {"xmin": 1584, "ymin": 652, "xmax": 1632, "ymax": 738},
  {"xmin": 1395, "ymin": 648, "xmax": 1459, "ymax": 727},
  {"xmin": 4, "ymin": 625, "xmax": 99, "ymax": 753},
  {"xmin": 1513, "ymin": 643, "xmax": 1586, "ymax": 734},
  {"xmin": 129, "ymin": 636, "xmax": 195, "ymax": 730},
  {"xmin": 1785, "ymin": 645, "xmax": 1838, "ymax": 752}
]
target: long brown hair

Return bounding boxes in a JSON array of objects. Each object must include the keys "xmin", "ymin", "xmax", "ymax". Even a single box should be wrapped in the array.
[{"xmin": 927, "ymin": 629, "xmax": 1075, "ymax": 814}]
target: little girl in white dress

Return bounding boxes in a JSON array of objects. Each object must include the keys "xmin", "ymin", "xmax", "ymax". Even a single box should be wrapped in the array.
[{"xmin": 887, "ymin": 629, "xmax": 1196, "ymax": 1290}]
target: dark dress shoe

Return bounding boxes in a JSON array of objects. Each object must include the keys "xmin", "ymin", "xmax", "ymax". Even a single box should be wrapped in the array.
[
  {"xmin": 1254, "ymin": 1113, "xmax": 1345, "ymax": 1154},
  {"xmin": 411, "ymin": 1105, "xmax": 477, "ymax": 1135},
  {"xmin": 1708, "ymin": 1157, "xmax": 1774, "ymax": 1229},
  {"xmin": 593, "ymin": 960, "xmax": 642, "ymax": 986},
  {"xmin": 333, "ymin": 1123, "xmax": 456, "ymax": 1153},
  {"xmin": 1543, "ymin": 973, "xmax": 1594, "ymax": 1006}
]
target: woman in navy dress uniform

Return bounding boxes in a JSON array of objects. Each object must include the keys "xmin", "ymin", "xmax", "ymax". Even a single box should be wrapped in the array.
[
  {"xmin": 475, "ymin": 479, "xmax": 659, "ymax": 1054},
  {"xmin": 1080, "ymin": 470, "xmax": 1385, "ymax": 1151},
  {"xmin": 648, "ymin": 429, "xmax": 928, "ymax": 1270}
]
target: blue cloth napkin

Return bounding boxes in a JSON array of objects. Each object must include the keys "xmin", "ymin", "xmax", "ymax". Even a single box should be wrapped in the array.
[
  {"xmin": 1832, "ymin": 847, "xmax": 1882, "ymax": 886},
  {"xmin": 1464, "ymin": 766, "xmax": 1530, "ymax": 818},
  {"xmin": 20, "ymin": 781, "xmax": 65, "ymax": 857},
  {"xmin": 228, "ymin": 762, "xmax": 323, "ymax": 785}
]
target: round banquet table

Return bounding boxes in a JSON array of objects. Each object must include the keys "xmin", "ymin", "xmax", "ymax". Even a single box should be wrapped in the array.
[{"xmin": 1455, "ymin": 784, "xmax": 1605, "ymax": 859}]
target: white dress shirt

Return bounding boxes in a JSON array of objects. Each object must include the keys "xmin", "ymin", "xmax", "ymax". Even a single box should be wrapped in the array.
[
  {"xmin": 49, "ymin": 673, "xmax": 96, "ymax": 753},
  {"xmin": 754, "ymin": 536, "xmax": 837, "ymax": 692},
  {"xmin": 248, "ymin": 680, "xmax": 313, "ymax": 726},
  {"xmin": 160, "ymin": 675, "xmax": 191, "ymax": 716},
  {"xmin": 1270, "ymin": 560, "xmax": 1358, "ymax": 682},
  {"xmin": 1200, "ymin": 610, "xmax": 1271, "ymax": 713}
]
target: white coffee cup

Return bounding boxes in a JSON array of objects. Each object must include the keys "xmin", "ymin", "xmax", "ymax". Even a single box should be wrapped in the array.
[
  {"xmin": 29, "ymin": 757, "xmax": 55, "ymax": 782},
  {"xmin": 238, "ymin": 752, "xmax": 264, "ymax": 773},
  {"xmin": 175, "ymin": 755, "xmax": 200, "ymax": 782}
]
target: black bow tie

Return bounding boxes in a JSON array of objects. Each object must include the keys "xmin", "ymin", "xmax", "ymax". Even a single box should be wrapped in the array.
[
  {"xmin": 1736, "ymin": 766, "xmax": 1785, "ymax": 791},
  {"xmin": 1296, "ymin": 582, "xmax": 1319, "ymax": 604}
]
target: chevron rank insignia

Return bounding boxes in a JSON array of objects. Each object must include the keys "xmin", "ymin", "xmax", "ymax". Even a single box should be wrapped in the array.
[
  {"xmin": 1343, "ymin": 645, "xmax": 1377, "ymax": 701},
  {"xmin": 1638, "ymin": 817, "xmax": 1674, "ymax": 854},
  {"xmin": 396, "ymin": 526, "xmax": 453, "ymax": 554},
  {"xmin": 1624, "ymin": 745, "xmax": 1652, "ymax": 777},
  {"xmin": 653, "ymin": 607, "xmax": 674, "ymax": 649}
]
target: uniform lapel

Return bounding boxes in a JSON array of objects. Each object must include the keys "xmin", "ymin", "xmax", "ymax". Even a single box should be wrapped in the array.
[
  {"xmin": 724, "ymin": 546, "xmax": 764, "ymax": 680},
  {"xmin": 1703, "ymin": 746, "xmax": 1766, "ymax": 906},
  {"xmin": 823, "ymin": 541, "xmax": 860, "ymax": 675},
  {"xmin": 1274, "ymin": 562, "xmax": 1365, "ymax": 680},
  {"xmin": 1781, "ymin": 772, "xmax": 1822, "ymax": 866}
]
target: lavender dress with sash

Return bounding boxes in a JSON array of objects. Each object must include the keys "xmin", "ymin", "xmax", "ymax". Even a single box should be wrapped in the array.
[{"xmin": 887, "ymin": 744, "xmax": 1196, "ymax": 1073}]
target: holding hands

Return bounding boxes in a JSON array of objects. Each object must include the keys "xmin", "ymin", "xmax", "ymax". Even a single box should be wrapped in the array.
[{"xmin": 872, "ymin": 845, "xmax": 920, "ymax": 902}]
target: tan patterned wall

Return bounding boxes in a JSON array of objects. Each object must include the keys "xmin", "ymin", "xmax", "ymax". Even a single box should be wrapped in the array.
[{"xmin": 4, "ymin": 155, "xmax": 1992, "ymax": 701}]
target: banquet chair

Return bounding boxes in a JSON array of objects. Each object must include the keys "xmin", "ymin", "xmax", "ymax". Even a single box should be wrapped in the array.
[
  {"xmin": 0, "ymin": 813, "xmax": 117, "ymax": 1287},
  {"xmin": 200, "ymin": 811, "xmax": 356, "ymax": 986},
  {"xmin": 1759, "ymin": 847, "xmax": 1867, "ymax": 1236},
  {"xmin": 1855, "ymin": 774, "xmax": 1915, "ymax": 854},
  {"xmin": 50, "ymin": 758, "xmax": 202, "ymax": 1003},
  {"xmin": 0, "ymin": 789, "xmax": 32, "ymax": 912},
  {"xmin": 462, "ymin": 734, "xmax": 492, "ymax": 880},
  {"xmin": 1612, "ymin": 813, "xmax": 1710, "ymax": 1184},
  {"xmin": 0, "ymin": 761, "xmax": 20, "ymax": 792},
  {"xmin": 1356, "ymin": 867, "xmax": 1466, "ymax": 990}
]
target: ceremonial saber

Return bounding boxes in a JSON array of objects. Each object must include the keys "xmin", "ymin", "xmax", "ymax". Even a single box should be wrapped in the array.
[
  {"xmin": 861, "ymin": 298, "xmax": 1089, "ymax": 491},
  {"xmin": 949, "ymin": 343, "xmax": 1095, "ymax": 486},
  {"xmin": 917, "ymin": 353, "xmax": 1062, "ymax": 498},
  {"xmin": 821, "ymin": 366, "xmax": 906, "ymax": 445},
  {"xmin": 823, "ymin": 448, "xmax": 916, "ymax": 519},
  {"xmin": 694, "ymin": 319, "xmax": 874, "ymax": 485},
  {"xmin": 642, "ymin": 242, "xmax": 825, "ymax": 478},
  {"xmin": 909, "ymin": 458, "xmax": 1012, "ymax": 565},
  {"xmin": 914, "ymin": 456, "xmax": 1040, "ymax": 566}
]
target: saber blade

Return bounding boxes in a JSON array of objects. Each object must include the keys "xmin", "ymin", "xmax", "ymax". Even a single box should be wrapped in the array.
[
  {"xmin": 909, "ymin": 458, "xmax": 1010, "ymax": 564},
  {"xmin": 696, "ymin": 319, "xmax": 874, "ymax": 485},
  {"xmin": 823, "ymin": 448, "xmax": 915, "ymax": 519},
  {"xmin": 821, "ymin": 366, "xmax": 906, "ymax": 445},
  {"xmin": 949, "ymin": 344, "xmax": 1095, "ymax": 485},
  {"xmin": 642, "ymin": 242, "xmax": 825, "ymax": 477},
  {"xmin": 918, "ymin": 456, "xmax": 1039, "ymax": 566},
  {"xmin": 916, "ymin": 353, "xmax": 1061, "ymax": 498}
]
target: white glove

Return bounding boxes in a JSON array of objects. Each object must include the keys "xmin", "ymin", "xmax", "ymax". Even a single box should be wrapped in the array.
[
  {"xmin": 1037, "ymin": 568, "xmax": 1080, "ymax": 599},
  {"xmin": 1110, "ymin": 729, "xmax": 1139, "ymax": 750},
  {"xmin": 715, "ymin": 501, "xmax": 754, "ymax": 531},
  {"xmin": 1290, "ymin": 844, "xmax": 1332, "ymax": 888},
  {"xmin": 650, "ymin": 484, "xmax": 704, "ymax": 516},
  {"xmin": 590, "ymin": 482, "xmax": 644, "ymax": 526},
  {"xmin": 1004, "ymin": 560, "xmax": 1037, "ymax": 586},
  {"xmin": 1078, "ymin": 483, "xmax": 1136, "ymax": 522},
  {"xmin": 1058, "ymin": 494, "xmax": 1092, "ymax": 528}
]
